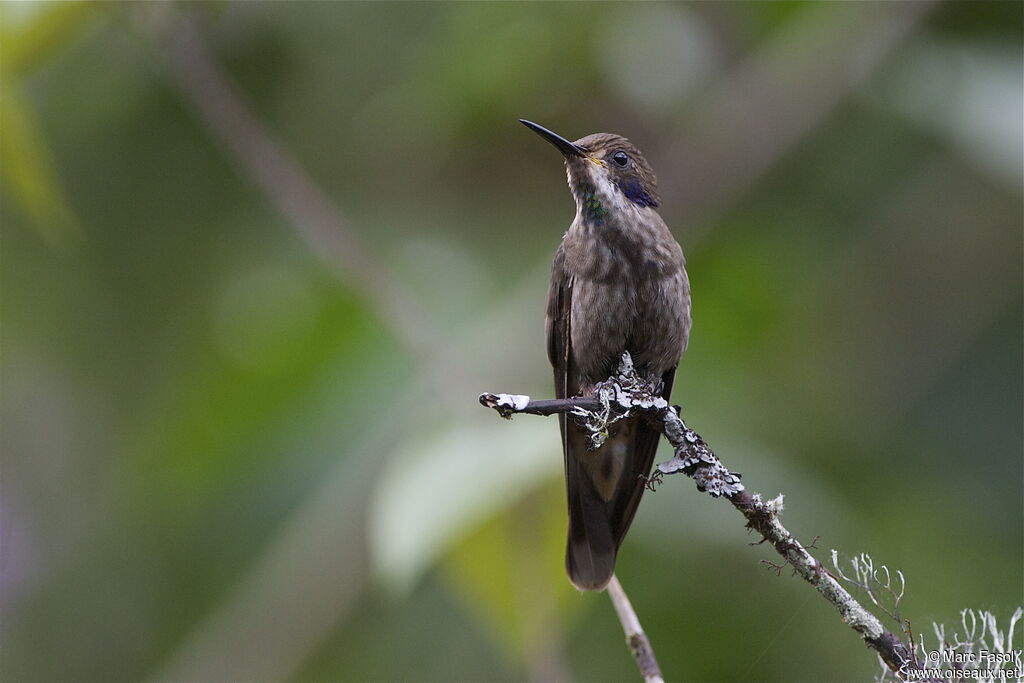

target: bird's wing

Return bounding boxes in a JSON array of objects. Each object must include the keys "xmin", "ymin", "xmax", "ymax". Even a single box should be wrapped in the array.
[
  {"xmin": 545, "ymin": 243, "xmax": 579, "ymax": 490},
  {"xmin": 547, "ymin": 248, "xmax": 616, "ymax": 590},
  {"xmin": 545, "ymin": 244, "xmax": 572, "ymax": 402}
]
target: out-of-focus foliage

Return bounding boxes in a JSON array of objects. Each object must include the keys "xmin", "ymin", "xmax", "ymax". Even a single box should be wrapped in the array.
[
  {"xmin": 0, "ymin": 3, "xmax": 98, "ymax": 245},
  {"xmin": 1, "ymin": 2, "xmax": 1020, "ymax": 682}
]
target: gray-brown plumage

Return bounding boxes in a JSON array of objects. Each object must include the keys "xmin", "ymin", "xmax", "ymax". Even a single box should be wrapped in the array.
[{"xmin": 521, "ymin": 120, "xmax": 691, "ymax": 591}]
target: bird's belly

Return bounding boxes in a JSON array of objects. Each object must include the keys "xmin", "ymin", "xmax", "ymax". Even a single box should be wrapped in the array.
[
  {"xmin": 570, "ymin": 270, "xmax": 690, "ymax": 389},
  {"xmin": 570, "ymin": 278, "xmax": 634, "ymax": 385}
]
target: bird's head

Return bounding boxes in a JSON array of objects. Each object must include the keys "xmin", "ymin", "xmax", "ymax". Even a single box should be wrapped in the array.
[{"xmin": 520, "ymin": 119, "xmax": 660, "ymax": 215}]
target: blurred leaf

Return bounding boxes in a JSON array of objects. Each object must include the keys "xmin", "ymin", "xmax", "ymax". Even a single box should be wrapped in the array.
[
  {"xmin": 0, "ymin": 84, "xmax": 78, "ymax": 246},
  {"xmin": 0, "ymin": 1, "xmax": 107, "ymax": 246},
  {"xmin": 872, "ymin": 37, "xmax": 1023, "ymax": 189},
  {"xmin": 441, "ymin": 481, "xmax": 582, "ymax": 663},
  {"xmin": 368, "ymin": 417, "xmax": 560, "ymax": 594},
  {"xmin": 0, "ymin": 2, "xmax": 102, "ymax": 75}
]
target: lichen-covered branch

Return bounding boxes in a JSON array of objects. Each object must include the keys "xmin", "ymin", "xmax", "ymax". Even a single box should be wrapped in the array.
[
  {"xmin": 719, "ymin": 490, "xmax": 921, "ymax": 679},
  {"xmin": 479, "ymin": 353, "xmax": 924, "ymax": 680}
]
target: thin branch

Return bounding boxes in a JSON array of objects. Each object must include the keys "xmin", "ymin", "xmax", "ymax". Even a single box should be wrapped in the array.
[
  {"xmin": 479, "ymin": 355, "xmax": 931, "ymax": 681},
  {"xmin": 480, "ymin": 393, "xmax": 603, "ymax": 418},
  {"xmin": 607, "ymin": 574, "xmax": 664, "ymax": 683},
  {"xmin": 149, "ymin": 8, "xmax": 467, "ymax": 390}
]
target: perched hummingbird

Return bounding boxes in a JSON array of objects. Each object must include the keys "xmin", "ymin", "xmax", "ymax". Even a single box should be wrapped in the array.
[{"xmin": 521, "ymin": 120, "xmax": 691, "ymax": 591}]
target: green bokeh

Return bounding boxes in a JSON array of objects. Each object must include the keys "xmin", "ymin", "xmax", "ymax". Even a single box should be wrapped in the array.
[{"xmin": 1, "ymin": 2, "xmax": 1020, "ymax": 681}]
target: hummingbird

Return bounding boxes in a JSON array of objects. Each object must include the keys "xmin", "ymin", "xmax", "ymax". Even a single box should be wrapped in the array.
[{"xmin": 521, "ymin": 119, "xmax": 691, "ymax": 591}]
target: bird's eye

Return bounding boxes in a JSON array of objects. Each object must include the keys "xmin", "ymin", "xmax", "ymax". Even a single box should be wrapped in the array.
[{"xmin": 611, "ymin": 151, "xmax": 629, "ymax": 167}]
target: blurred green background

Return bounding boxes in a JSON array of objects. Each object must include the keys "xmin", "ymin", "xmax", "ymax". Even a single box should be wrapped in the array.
[{"xmin": 1, "ymin": 2, "xmax": 1021, "ymax": 681}]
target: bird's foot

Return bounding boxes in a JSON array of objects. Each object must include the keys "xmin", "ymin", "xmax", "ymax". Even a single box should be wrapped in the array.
[
  {"xmin": 571, "ymin": 353, "xmax": 668, "ymax": 449},
  {"xmin": 605, "ymin": 352, "xmax": 669, "ymax": 412},
  {"xmin": 571, "ymin": 381, "xmax": 633, "ymax": 450}
]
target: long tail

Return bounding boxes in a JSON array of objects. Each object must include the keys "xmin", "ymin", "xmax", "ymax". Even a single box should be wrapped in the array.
[{"xmin": 563, "ymin": 415, "xmax": 661, "ymax": 591}]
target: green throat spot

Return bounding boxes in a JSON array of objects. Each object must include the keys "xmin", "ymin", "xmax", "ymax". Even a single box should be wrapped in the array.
[{"xmin": 582, "ymin": 191, "xmax": 609, "ymax": 225}]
